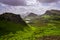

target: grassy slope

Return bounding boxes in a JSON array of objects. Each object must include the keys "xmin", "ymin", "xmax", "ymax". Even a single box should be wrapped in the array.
[
  {"xmin": 0, "ymin": 20, "xmax": 60, "ymax": 40},
  {"xmin": 0, "ymin": 20, "xmax": 29, "ymax": 36},
  {"xmin": 0, "ymin": 15, "xmax": 60, "ymax": 40}
]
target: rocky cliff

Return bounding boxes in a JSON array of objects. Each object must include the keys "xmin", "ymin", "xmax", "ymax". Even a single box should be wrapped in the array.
[
  {"xmin": 0, "ymin": 12, "xmax": 28, "ymax": 26},
  {"xmin": 0, "ymin": 12, "xmax": 28, "ymax": 35}
]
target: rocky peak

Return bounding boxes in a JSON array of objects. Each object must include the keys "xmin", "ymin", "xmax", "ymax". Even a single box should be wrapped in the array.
[{"xmin": 0, "ymin": 12, "xmax": 28, "ymax": 26}]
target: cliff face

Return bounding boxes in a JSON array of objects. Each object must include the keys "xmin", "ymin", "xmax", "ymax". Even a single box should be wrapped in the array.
[
  {"xmin": 0, "ymin": 12, "xmax": 28, "ymax": 35},
  {"xmin": 0, "ymin": 12, "xmax": 28, "ymax": 26}
]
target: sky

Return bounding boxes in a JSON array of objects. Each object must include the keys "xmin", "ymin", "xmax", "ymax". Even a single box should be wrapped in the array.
[{"xmin": 0, "ymin": 0, "xmax": 60, "ymax": 17}]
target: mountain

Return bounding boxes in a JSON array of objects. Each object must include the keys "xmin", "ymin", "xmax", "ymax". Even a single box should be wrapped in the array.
[
  {"xmin": 41, "ymin": 10, "xmax": 60, "ymax": 21},
  {"xmin": 44, "ymin": 10, "xmax": 60, "ymax": 15},
  {"xmin": 24, "ymin": 12, "xmax": 38, "ymax": 23},
  {"xmin": 24, "ymin": 12, "xmax": 38, "ymax": 19},
  {"xmin": 41, "ymin": 9, "xmax": 60, "ymax": 25},
  {"xmin": 27, "ymin": 13, "xmax": 37, "ymax": 17},
  {"xmin": 0, "ymin": 12, "xmax": 28, "ymax": 25},
  {"xmin": 0, "ymin": 10, "xmax": 60, "ymax": 40},
  {"xmin": 0, "ymin": 12, "xmax": 28, "ymax": 35},
  {"xmin": 28, "ymin": 10, "xmax": 60, "ymax": 27}
]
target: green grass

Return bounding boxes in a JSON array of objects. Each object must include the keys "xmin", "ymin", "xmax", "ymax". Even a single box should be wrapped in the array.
[
  {"xmin": 0, "ymin": 20, "xmax": 28, "ymax": 36},
  {"xmin": 0, "ymin": 26, "xmax": 36, "ymax": 40},
  {"xmin": 0, "ymin": 20, "xmax": 60, "ymax": 40}
]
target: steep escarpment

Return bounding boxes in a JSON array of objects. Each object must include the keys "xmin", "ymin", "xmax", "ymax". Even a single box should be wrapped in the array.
[
  {"xmin": 0, "ymin": 12, "xmax": 28, "ymax": 26},
  {"xmin": 0, "ymin": 12, "xmax": 28, "ymax": 35}
]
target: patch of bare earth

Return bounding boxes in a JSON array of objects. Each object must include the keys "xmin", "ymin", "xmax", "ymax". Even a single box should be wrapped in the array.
[{"xmin": 37, "ymin": 36, "xmax": 60, "ymax": 40}]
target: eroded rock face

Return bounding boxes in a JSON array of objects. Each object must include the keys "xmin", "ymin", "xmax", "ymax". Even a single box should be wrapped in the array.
[
  {"xmin": 0, "ymin": 12, "xmax": 28, "ymax": 26},
  {"xmin": 0, "ymin": 12, "xmax": 29, "ymax": 36}
]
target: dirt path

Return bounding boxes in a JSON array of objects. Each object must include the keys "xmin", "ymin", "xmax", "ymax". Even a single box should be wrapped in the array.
[{"xmin": 37, "ymin": 36, "xmax": 60, "ymax": 40}]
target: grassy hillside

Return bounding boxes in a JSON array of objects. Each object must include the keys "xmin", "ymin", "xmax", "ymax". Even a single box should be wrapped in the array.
[
  {"xmin": 0, "ymin": 20, "xmax": 28, "ymax": 35},
  {"xmin": 0, "ymin": 18, "xmax": 60, "ymax": 40},
  {"xmin": 0, "ymin": 22, "xmax": 60, "ymax": 40},
  {"xmin": 0, "ymin": 10, "xmax": 60, "ymax": 40},
  {"xmin": 0, "ymin": 13, "xmax": 29, "ymax": 39}
]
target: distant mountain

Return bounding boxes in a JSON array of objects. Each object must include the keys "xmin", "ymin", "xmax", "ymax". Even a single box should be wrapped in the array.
[
  {"xmin": 0, "ymin": 12, "xmax": 28, "ymax": 35},
  {"xmin": 28, "ymin": 13, "xmax": 38, "ymax": 17},
  {"xmin": 42, "ymin": 10, "xmax": 60, "ymax": 21},
  {"xmin": 28, "ymin": 10, "xmax": 60, "ymax": 27},
  {"xmin": 44, "ymin": 10, "xmax": 60, "ymax": 15},
  {"xmin": 24, "ymin": 13, "xmax": 38, "ymax": 19},
  {"xmin": 24, "ymin": 12, "xmax": 38, "ymax": 23}
]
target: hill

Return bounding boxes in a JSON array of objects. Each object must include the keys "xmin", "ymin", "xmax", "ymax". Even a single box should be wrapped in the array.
[
  {"xmin": 24, "ymin": 12, "xmax": 38, "ymax": 23},
  {"xmin": 28, "ymin": 10, "xmax": 60, "ymax": 27},
  {"xmin": 0, "ymin": 12, "xmax": 28, "ymax": 25},
  {"xmin": 0, "ymin": 10, "xmax": 60, "ymax": 40},
  {"xmin": 41, "ymin": 10, "xmax": 60, "ymax": 22},
  {"xmin": 33, "ymin": 10, "xmax": 60, "ymax": 40},
  {"xmin": 27, "ymin": 10, "xmax": 60, "ymax": 40},
  {"xmin": 27, "ymin": 13, "xmax": 37, "ymax": 17},
  {"xmin": 24, "ymin": 13, "xmax": 38, "ymax": 19},
  {"xmin": 0, "ymin": 12, "xmax": 28, "ymax": 35}
]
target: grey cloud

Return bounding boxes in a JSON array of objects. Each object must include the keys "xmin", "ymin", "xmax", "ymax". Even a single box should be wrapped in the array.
[
  {"xmin": 37, "ymin": 0, "xmax": 59, "ymax": 3},
  {"xmin": 0, "ymin": 0, "xmax": 26, "ymax": 6}
]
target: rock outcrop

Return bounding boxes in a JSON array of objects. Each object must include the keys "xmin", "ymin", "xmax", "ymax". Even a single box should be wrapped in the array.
[
  {"xmin": 0, "ymin": 12, "xmax": 28, "ymax": 26},
  {"xmin": 0, "ymin": 12, "xmax": 28, "ymax": 35}
]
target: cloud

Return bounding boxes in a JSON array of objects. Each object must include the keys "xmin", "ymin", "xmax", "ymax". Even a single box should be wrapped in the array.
[
  {"xmin": 37, "ymin": 0, "xmax": 59, "ymax": 3},
  {"xmin": 0, "ymin": 0, "xmax": 26, "ymax": 6},
  {"xmin": 0, "ymin": 0, "xmax": 60, "ymax": 17}
]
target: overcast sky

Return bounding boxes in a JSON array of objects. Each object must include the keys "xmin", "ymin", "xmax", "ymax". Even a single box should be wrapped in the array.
[{"xmin": 0, "ymin": 0, "xmax": 60, "ymax": 16}]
